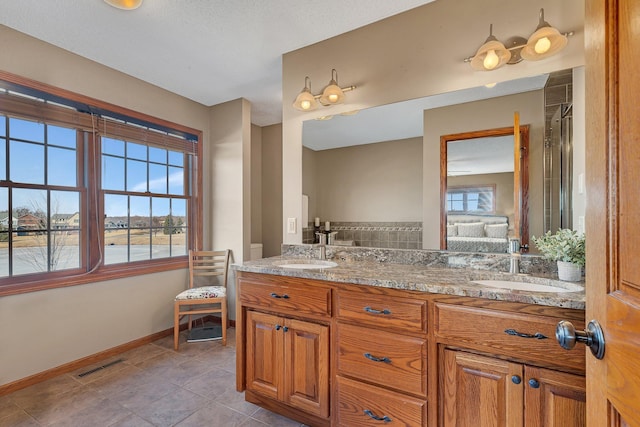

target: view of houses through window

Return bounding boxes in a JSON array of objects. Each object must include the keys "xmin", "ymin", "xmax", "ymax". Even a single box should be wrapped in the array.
[
  {"xmin": 0, "ymin": 117, "xmax": 83, "ymax": 277},
  {"xmin": 0, "ymin": 85, "xmax": 199, "ymax": 288},
  {"xmin": 101, "ymin": 136, "xmax": 189, "ymax": 265}
]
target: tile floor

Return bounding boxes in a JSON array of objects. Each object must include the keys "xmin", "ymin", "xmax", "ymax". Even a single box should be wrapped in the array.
[{"xmin": 0, "ymin": 328, "xmax": 308, "ymax": 426}]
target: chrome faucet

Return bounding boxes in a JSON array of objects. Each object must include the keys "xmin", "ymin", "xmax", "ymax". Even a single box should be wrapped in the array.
[
  {"xmin": 508, "ymin": 238, "xmax": 521, "ymax": 274},
  {"xmin": 316, "ymin": 232, "xmax": 327, "ymax": 260}
]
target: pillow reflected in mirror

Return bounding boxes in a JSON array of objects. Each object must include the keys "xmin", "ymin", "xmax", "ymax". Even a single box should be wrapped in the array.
[
  {"xmin": 456, "ymin": 222, "xmax": 485, "ymax": 238},
  {"xmin": 485, "ymin": 223, "xmax": 509, "ymax": 239}
]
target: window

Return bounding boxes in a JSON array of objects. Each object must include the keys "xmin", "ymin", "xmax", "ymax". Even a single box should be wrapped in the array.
[
  {"xmin": 447, "ymin": 185, "xmax": 495, "ymax": 214},
  {"xmin": 0, "ymin": 116, "xmax": 83, "ymax": 278},
  {"xmin": 102, "ymin": 137, "xmax": 189, "ymax": 264},
  {"xmin": 0, "ymin": 75, "xmax": 201, "ymax": 294}
]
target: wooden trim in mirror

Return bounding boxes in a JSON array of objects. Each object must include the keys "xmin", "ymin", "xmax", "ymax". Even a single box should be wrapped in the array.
[{"xmin": 440, "ymin": 126, "xmax": 530, "ymax": 252}]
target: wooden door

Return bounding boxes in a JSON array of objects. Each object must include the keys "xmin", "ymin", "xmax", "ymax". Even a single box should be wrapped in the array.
[
  {"xmin": 245, "ymin": 311, "xmax": 284, "ymax": 400},
  {"xmin": 441, "ymin": 349, "xmax": 523, "ymax": 427},
  {"xmin": 586, "ymin": 0, "xmax": 640, "ymax": 426},
  {"xmin": 283, "ymin": 318, "xmax": 330, "ymax": 418},
  {"xmin": 524, "ymin": 366, "xmax": 585, "ymax": 427}
]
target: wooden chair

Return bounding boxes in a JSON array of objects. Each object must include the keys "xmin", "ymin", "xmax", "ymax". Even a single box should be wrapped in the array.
[{"xmin": 174, "ymin": 249, "xmax": 230, "ymax": 350}]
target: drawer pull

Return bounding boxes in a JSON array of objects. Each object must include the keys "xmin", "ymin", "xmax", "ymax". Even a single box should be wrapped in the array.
[
  {"xmin": 504, "ymin": 328, "xmax": 548, "ymax": 340},
  {"xmin": 511, "ymin": 375, "xmax": 522, "ymax": 384},
  {"xmin": 364, "ymin": 353, "xmax": 392, "ymax": 364},
  {"xmin": 364, "ymin": 306, "xmax": 391, "ymax": 315},
  {"xmin": 528, "ymin": 378, "xmax": 540, "ymax": 389},
  {"xmin": 364, "ymin": 409, "xmax": 392, "ymax": 423},
  {"xmin": 282, "ymin": 326, "xmax": 289, "ymax": 332},
  {"xmin": 275, "ymin": 324, "xmax": 281, "ymax": 331},
  {"xmin": 270, "ymin": 292, "xmax": 290, "ymax": 299}
]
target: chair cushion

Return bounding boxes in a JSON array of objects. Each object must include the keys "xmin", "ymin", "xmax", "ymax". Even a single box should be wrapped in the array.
[{"xmin": 175, "ymin": 286, "xmax": 226, "ymax": 300}]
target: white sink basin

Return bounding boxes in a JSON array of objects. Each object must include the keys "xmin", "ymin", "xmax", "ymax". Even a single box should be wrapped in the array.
[
  {"xmin": 279, "ymin": 260, "xmax": 338, "ymax": 270},
  {"xmin": 471, "ymin": 280, "xmax": 580, "ymax": 293}
]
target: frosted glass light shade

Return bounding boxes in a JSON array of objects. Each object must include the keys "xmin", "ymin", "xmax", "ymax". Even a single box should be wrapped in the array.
[
  {"xmin": 104, "ymin": 0, "xmax": 143, "ymax": 10},
  {"xmin": 520, "ymin": 26, "xmax": 568, "ymax": 61},
  {"xmin": 320, "ymin": 80, "xmax": 345, "ymax": 106},
  {"xmin": 470, "ymin": 39, "xmax": 511, "ymax": 71},
  {"xmin": 293, "ymin": 88, "xmax": 317, "ymax": 111}
]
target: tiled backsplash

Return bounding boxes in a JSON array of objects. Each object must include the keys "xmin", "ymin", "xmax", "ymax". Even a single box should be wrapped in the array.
[{"xmin": 303, "ymin": 221, "xmax": 423, "ymax": 249}]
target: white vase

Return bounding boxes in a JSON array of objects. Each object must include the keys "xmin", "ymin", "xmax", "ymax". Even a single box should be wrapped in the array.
[{"xmin": 557, "ymin": 261, "xmax": 582, "ymax": 282}]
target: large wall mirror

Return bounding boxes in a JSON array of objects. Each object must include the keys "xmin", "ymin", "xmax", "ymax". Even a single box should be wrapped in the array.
[{"xmin": 302, "ymin": 68, "xmax": 580, "ymax": 253}]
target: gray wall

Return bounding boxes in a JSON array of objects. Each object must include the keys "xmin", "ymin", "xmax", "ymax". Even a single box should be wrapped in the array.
[{"xmin": 304, "ymin": 137, "xmax": 422, "ymax": 222}]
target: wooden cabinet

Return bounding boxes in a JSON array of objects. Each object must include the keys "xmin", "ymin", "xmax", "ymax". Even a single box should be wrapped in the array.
[
  {"xmin": 335, "ymin": 289, "xmax": 428, "ymax": 426},
  {"xmin": 237, "ymin": 272, "xmax": 586, "ymax": 427},
  {"xmin": 246, "ymin": 310, "xmax": 330, "ymax": 418},
  {"xmin": 441, "ymin": 346, "xmax": 586, "ymax": 427},
  {"xmin": 238, "ymin": 274, "xmax": 332, "ymax": 425}
]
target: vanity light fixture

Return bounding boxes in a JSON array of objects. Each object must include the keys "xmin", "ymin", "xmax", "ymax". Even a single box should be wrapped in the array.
[
  {"xmin": 104, "ymin": 0, "xmax": 143, "ymax": 10},
  {"xmin": 466, "ymin": 8, "xmax": 570, "ymax": 71},
  {"xmin": 292, "ymin": 69, "xmax": 356, "ymax": 112}
]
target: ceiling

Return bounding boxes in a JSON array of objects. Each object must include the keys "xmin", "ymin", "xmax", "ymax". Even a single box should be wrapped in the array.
[{"xmin": 0, "ymin": 0, "xmax": 435, "ymax": 127}]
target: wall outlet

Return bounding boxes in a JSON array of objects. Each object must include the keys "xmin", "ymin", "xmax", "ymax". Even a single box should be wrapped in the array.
[{"xmin": 287, "ymin": 217, "xmax": 297, "ymax": 234}]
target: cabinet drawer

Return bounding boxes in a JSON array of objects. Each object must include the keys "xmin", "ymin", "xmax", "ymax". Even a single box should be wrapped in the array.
[
  {"xmin": 336, "ymin": 376, "xmax": 426, "ymax": 427},
  {"xmin": 337, "ymin": 323, "xmax": 427, "ymax": 396},
  {"xmin": 336, "ymin": 290, "xmax": 427, "ymax": 332},
  {"xmin": 239, "ymin": 278, "xmax": 331, "ymax": 318},
  {"xmin": 435, "ymin": 303, "xmax": 586, "ymax": 372}
]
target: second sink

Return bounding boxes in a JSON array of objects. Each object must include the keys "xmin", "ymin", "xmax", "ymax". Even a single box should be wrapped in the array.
[
  {"xmin": 471, "ymin": 280, "xmax": 582, "ymax": 293},
  {"xmin": 279, "ymin": 260, "xmax": 338, "ymax": 270}
]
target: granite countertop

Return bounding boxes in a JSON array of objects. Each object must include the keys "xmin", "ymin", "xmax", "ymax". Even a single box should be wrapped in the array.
[{"xmin": 233, "ymin": 256, "xmax": 585, "ymax": 310}]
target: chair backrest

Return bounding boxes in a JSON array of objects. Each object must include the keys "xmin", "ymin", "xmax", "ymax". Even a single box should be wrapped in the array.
[{"xmin": 188, "ymin": 250, "xmax": 230, "ymax": 290}]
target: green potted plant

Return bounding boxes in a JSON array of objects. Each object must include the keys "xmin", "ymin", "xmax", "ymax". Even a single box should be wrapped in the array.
[{"xmin": 531, "ymin": 229, "xmax": 585, "ymax": 281}]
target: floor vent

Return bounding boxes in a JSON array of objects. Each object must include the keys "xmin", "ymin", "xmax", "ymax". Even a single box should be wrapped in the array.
[{"xmin": 77, "ymin": 358, "xmax": 124, "ymax": 378}]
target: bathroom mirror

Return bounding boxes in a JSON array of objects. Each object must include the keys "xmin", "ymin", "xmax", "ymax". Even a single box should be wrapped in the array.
[
  {"xmin": 440, "ymin": 125, "xmax": 529, "ymax": 253},
  {"xmin": 302, "ymin": 69, "xmax": 577, "ymax": 252}
]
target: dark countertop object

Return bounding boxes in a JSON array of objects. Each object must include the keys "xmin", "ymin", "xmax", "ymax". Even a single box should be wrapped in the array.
[{"xmin": 233, "ymin": 256, "xmax": 585, "ymax": 310}]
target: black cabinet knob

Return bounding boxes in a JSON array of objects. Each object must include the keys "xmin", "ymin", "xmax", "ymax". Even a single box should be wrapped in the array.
[
  {"xmin": 528, "ymin": 378, "xmax": 540, "ymax": 389},
  {"xmin": 511, "ymin": 375, "xmax": 522, "ymax": 385}
]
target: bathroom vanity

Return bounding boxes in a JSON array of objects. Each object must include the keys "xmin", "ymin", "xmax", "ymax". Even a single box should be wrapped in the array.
[{"xmin": 234, "ymin": 248, "xmax": 585, "ymax": 427}]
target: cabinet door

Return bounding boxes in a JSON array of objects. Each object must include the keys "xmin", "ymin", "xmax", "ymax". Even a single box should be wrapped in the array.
[
  {"xmin": 442, "ymin": 349, "xmax": 523, "ymax": 427},
  {"xmin": 246, "ymin": 311, "xmax": 284, "ymax": 401},
  {"xmin": 524, "ymin": 366, "xmax": 585, "ymax": 427},
  {"xmin": 283, "ymin": 318, "xmax": 330, "ymax": 418}
]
